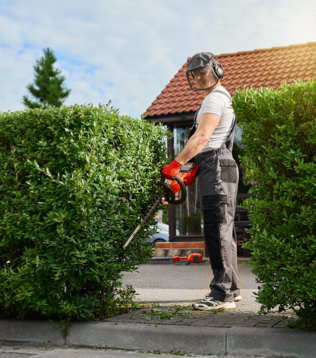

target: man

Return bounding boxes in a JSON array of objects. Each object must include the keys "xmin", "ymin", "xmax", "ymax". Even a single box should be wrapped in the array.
[{"xmin": 162, "ymin": 52, "xmax": 241, "ymax": 310}]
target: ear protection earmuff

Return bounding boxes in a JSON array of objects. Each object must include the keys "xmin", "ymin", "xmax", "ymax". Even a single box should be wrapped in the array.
[
  {"xmin": 210, "ymin": 59, "xmax": 224, "ymax": 80},
  {"xmin": 185, "ymin": 52, "xmax": 224, "ymax": 92}
]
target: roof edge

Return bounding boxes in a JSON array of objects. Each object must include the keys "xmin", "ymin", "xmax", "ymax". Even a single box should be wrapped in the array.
[
  {"xmin": 218, "ymin": 41, "xmax": 316, "ymax": 58},
  {"xmin": 144, "ymin": 111, "xmax": 195, "ymax": 121}
]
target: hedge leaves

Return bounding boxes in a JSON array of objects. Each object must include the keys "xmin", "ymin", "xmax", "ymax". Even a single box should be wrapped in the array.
[
  {"xmin": 232, "ymin": 80, "xmax": 316, "ymax": 330},
  {"xmin": 0, "ymin": 104, "xmax": 168, "ymax": 320}
]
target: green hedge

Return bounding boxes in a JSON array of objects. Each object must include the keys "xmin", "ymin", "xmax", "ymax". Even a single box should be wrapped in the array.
[
  {"xmin": 232, "ymin": 80, "xmax": 316, "ymax": 330},
  {"xmin": 0, "ymin": 104, "xmax": 168, "ymax": 320}
]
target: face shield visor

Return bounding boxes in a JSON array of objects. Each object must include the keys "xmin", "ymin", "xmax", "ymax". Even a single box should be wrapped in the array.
[
  {"xmin": 185, "ymin": 52, "xmax": 224, "ymax": 92},
  {"xmin": 185, "ymin": 66, "xmax": 217, "ymax": 92}
]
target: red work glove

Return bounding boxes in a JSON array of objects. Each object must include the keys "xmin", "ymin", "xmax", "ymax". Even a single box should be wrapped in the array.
[
  {"xmin": 161, "ymin": 160, "xmax": 182, "ymax": 180},
  {"xmin": 170, "ymin": 164, "xmax": 199, "ymax": 193}
]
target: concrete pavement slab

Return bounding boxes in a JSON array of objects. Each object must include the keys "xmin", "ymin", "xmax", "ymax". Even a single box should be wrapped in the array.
[
  {"xmin": 15, "ymin": 348, "xmax": 262, "ymax": 358},
  {"xmin": 122, "ymin": 261, "xmax": 261, "ymax": 311},
  {"xmin": 0, "ymin": 354, "xmax": 33, "ymax": 358},
  {"xmin": 0, "ymin": 343, "xmax": 57, "ymax": 356},
  {"xmin": 0, "ymin": 345, "xmax": 265, "ymax": 358}
]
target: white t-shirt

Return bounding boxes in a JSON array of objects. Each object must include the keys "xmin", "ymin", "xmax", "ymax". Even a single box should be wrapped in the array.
[{"xmin": 196, "ymin": 86, "xmax": 234, "ymax": 151}]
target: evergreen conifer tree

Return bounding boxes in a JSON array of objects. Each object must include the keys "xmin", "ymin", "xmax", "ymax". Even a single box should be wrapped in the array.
[{"xmin": 23, "ymin": 48, "xmax": 71, "ymax": 108}]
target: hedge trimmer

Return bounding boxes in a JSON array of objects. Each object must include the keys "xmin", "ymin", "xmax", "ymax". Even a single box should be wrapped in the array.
[
  {"xmin": 173, "ymin": 253, "xmax": 206, "ymax": 265},
  {"xmin": 123, "ymin": 163, "xmax": 195, "ymax": 249}
]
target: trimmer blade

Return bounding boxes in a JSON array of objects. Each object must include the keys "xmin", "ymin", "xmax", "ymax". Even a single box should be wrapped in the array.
[{"xmin": 123, "ymin": 191, "xmax": 165, "ymax": 250}]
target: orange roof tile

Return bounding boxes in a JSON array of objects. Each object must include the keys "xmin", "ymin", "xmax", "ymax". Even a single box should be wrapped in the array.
[{"xmin": 144, "ymin": 42, "xmax": 316, "ymax": 118}]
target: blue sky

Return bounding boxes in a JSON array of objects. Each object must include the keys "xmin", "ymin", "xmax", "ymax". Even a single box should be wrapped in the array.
[{"xmin": 0, "ymin": 0, "xmax": 316, "ymax": 118}]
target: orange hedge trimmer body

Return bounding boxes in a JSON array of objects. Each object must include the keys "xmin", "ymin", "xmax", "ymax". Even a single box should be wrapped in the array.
[
  {"xmin": 173, "ymin": 253, "xmax": 205, "ymax": 265},
  {"xmin": 123, "ymin": 162, "xmax": 195, "ymax": 250}
]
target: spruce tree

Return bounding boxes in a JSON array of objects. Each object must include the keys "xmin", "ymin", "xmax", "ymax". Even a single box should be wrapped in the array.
[{"xmin": 23, "ymin": 48, "xmax": 71, "ymax": 108}]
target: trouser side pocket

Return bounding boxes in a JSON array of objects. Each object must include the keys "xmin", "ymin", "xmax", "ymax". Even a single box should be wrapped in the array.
[
  {"xmin": 202, "ymin": 195, "xmax": 227, "ymax": 270},
  {"xmin": 220, "ymin": 159, "xmax": 237, "ymax": 183}
]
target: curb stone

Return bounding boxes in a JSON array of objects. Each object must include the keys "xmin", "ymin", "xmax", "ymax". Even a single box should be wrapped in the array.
[
  {"xmin": 0, "ymin": 319, "xmax": 65, "ymax": 346},
  {"xmin": 1, "ymin": 319, "xmax": 316, "ymax": 357},
  {"xmin": 67, "ymin": 322, "xmax": 226, "ymax": 355},
  {"xmin": 227, "ymin": 326, "xmax": 316, "ymax": 357}
]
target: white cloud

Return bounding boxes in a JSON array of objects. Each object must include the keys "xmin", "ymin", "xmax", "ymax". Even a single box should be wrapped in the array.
[{"xmin": 0, "ymin": 0, "xmax": 316, "ymax": 117}]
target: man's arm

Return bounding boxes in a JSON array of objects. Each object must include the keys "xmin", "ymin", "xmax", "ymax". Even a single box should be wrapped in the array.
[{"xmin": 175, "ymin": 113, "xmax": 220, "ymax": 165}]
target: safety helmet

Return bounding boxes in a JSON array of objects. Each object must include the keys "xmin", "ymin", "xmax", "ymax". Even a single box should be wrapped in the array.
[{"xmin": 185, "ymin": 52, "xmax": 224, "ymax": 92}]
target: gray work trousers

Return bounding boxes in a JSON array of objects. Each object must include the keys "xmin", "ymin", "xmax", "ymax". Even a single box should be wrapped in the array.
[{"xmin": 195, "ymin": 145, "xmax": 240, "ymax": 302}]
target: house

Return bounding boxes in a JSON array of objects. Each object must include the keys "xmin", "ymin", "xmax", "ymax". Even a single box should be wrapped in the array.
[{"xmin": 144, "ymin": 42, "xmax": 316, "ymax": 247}]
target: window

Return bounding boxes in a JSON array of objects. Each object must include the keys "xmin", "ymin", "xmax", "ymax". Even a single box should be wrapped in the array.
[{"xmin": 174, "ymin": 125, "xmax": 203, "ymax": 236}]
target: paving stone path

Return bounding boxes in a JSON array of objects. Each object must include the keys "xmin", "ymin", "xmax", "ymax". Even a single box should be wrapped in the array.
[{"xmin": 103, "ymin": 303, "xmax": 296, "ymax": 329}]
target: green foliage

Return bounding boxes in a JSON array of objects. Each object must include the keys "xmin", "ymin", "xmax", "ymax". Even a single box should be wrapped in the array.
[
  {"xmin": 161, "ymin": 206, "xmax": 169, "ymax": 225},
  {"xmin": 232, "ymin": 141, "xmax": 252, "ymax": 194},
  {"xmin": 232, "ymin": 80, "xmax": 316, "ymax": 330},
  {"xmin": 49, "ymin": 317, "xmax": 72, "ymax": 337},
  {"xmin": 23, "ymin": 48, "xmax": 71, "ymax": 109},
  {"xmin": 0, "ymin": 103, "xmax": 169, "ymax": 321}
]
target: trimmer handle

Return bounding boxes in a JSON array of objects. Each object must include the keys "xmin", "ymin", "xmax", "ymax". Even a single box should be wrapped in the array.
[{"xmin": 161, "ymin": 175, "xmax": 186, "ymax": 205}]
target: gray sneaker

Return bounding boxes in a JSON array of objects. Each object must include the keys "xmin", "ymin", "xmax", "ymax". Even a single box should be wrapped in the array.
[
  {"xmin": 192, "ymin": 294, "xmax": 236, "ymax": 311},
  {"xmin": 234, "ymin": 295, "xmax": 242, "ymax": 301}
]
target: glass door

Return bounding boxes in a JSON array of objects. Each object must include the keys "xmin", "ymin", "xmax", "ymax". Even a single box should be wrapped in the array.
[{"xmin": 174, "ymin": 125, "xmax": 203, "ymax": 236}]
